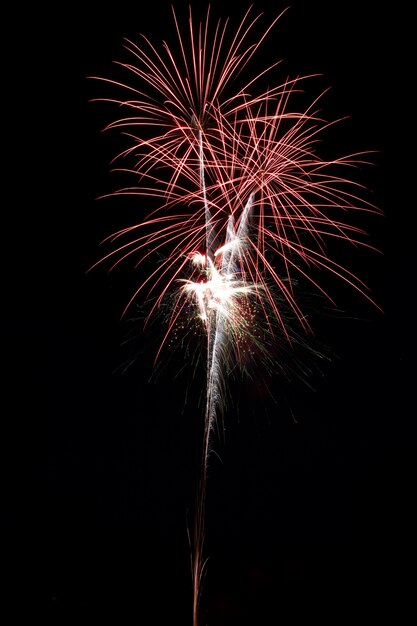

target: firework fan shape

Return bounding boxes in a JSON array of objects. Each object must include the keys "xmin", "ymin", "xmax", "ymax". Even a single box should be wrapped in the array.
[{"xmin": 90, "ymin": 5, "xmax": 381, "ymax": 624}]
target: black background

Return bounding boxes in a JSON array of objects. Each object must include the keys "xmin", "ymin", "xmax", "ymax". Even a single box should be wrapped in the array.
[{"xmin": 4, "ymin": 1, "xmax": 414, "ymax": 623}]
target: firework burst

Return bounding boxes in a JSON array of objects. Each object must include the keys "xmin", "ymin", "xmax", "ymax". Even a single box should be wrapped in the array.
[{"xmin": 90, "ymin": 5, "xmax": 381, "ymax": 624}]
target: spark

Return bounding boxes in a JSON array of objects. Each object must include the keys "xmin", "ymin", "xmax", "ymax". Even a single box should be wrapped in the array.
[{"xmin": 181, "ymin": 252, "xmax": 256, "ymax": 324}]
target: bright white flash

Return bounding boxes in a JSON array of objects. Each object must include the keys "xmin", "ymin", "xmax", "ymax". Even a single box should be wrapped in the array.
[
  {"xmin": 181, "ymin": 239, "xmax": 255, "ymax": 325},
  {"xmin": 191, "ymin": 252, "xmax": 207, "ymax": 267}
]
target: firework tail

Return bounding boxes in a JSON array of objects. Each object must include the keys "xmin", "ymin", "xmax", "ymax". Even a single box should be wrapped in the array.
[
  {"xmin": 191, "ymin": 129, "xmax": 219, "ymax": 626},
  {"xmin": 191, "ymin": 144, "xmax": 254, "ymax": 623}
]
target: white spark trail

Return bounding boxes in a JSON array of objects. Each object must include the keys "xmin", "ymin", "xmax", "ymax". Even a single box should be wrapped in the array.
[{"xmin": 189, "ymin": 184, "xmax": 256, "ymax": 626}]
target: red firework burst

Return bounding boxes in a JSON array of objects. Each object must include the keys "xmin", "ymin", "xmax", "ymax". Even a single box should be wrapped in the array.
[
  {"xmin": 90, "ymin": 4, "xmax": 380, "ymax": 354},
  {"xmin": 89, "ymin": 7, "xmax": 381, "ymax": 626}
]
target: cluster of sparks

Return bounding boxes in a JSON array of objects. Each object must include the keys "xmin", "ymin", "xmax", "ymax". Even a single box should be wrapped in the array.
[
  {"xmin": 91, "ymin": 6, "xmax": 380, "ymax": 625},
  {"xmin": 183, "ymin": 251, "xmax": 254, "ymax": 326}
]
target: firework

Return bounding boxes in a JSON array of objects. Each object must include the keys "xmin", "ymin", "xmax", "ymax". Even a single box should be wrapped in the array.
[{"xmin": 90, "ymin": 6, "xmax": 380, "ymax": 624}]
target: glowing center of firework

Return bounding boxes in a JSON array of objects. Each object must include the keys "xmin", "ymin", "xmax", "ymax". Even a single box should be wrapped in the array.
[{"xmin": 182, "ymin": 251, "xmax": 254, "ymax": 324}]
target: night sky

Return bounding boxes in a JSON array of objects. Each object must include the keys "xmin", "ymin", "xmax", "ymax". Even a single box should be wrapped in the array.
[{"xmin": 4, "ymin": 1, "xmax": 414, "ymax": 624}]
